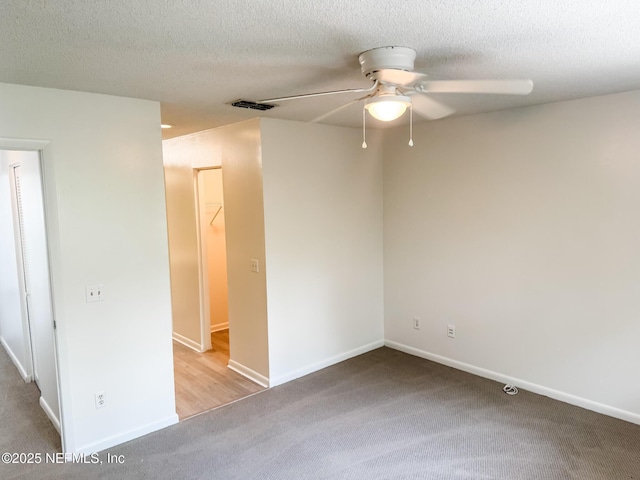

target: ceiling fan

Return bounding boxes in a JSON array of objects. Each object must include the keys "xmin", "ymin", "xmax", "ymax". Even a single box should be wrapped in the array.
[{"xmin": 252, "ymin": 46, "xmax": 533, "ymax": 147}]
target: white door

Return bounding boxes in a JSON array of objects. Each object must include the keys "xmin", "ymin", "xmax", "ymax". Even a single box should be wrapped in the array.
[{"xmin": 10, "ymin": 163, "xmax": 39, "ymax": 382}]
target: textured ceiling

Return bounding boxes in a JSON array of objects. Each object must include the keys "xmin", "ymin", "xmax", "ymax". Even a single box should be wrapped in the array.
[{"xmin": 1, "ymin": 1, "xmax": 640, "ymax": 139}]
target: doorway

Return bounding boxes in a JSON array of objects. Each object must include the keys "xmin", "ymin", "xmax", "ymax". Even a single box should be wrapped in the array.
[
  {"xmin": 0, "ymin": 149, "xmax": 61, "ymax": 437},
  {"xmin": 172, "ymin": 167, "xmax": 264, "ymax": 419},
  {"xmin": 198, "ymin": 168, "xmax": 229, "ymax": 340}
]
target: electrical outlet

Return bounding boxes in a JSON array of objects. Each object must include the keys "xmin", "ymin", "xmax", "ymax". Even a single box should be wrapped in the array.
[
  {"xmin": 85, "ymin": 285, "xmax": 104, "ymax": 303},
  {"xmin": 95, "ymin": 391, "xmax": 106, "ymax": 409},
  {"xmin": 413, "ymin": 317, "xmax": 420, "ymax": 330},
  {"xmin": 447, "ymin": 324, "xmax": 456, "ymax": 338}
]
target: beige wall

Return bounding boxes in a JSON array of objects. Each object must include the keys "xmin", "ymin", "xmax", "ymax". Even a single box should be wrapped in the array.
[
  {"xmin": 261, "ymin": 119, "xmax": 385, "ymax": 385},
  {"xmin": 163, "ymin": 130, "xmax": 230, "ymax": 350},
  {"xmin": 383, "ymin": 90, "xmax": 640, "ymax": 424},
  {"xmin": 219, "ymin": 120, "xmax": 270, "ymax": 382},
  {"xmin": 201, "ymin": 169, "xmax": 229, "ymax": 331},
  {"xmin": 164, "ymin": 118, "xmax": 386, "ymax": 387},
  {"xmin": 163, "ymin": 152, "xmax": 201, "ymax": 346}
]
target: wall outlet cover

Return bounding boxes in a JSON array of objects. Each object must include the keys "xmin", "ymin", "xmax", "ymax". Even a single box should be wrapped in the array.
[
  {"xmin": 95, "ymin": 391, "xmax": 106, "ymax": 409},
  {"xmin": 447, "ymin": 324, "xmax": 456, "ymax": 338}
]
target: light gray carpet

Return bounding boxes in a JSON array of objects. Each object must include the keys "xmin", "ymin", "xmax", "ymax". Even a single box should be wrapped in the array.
[
  {"xmin": 2, "ymin": 346, "xmax": 639, "ymax": 479},
  {"xmin": 0, "ymin": 344, "xmax": 60, "ymax": 460}
]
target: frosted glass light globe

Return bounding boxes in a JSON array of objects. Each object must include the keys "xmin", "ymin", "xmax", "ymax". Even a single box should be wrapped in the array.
[{"xmin": 365, "ymin": 96, "xmax": 411, "ymax": 121}]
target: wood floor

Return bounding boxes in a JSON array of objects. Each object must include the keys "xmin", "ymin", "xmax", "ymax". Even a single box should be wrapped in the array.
[{"xmin": 173, "ymin": 329, "xmax": 265, "ymax": 419}]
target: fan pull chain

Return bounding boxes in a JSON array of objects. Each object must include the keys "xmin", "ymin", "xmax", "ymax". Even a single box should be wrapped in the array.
[
  {"xmin": 362, "ymin": 106, "xmax": 367, "ymax": 149},
  {"xmin": 408, "ymin": 103, "xmax": 414, "ymax": 147}
]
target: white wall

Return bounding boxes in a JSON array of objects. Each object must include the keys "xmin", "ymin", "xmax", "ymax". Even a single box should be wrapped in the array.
[
  {"xmin": 383, "ymin": 90, "xmax": 640, "ymax": 424},
  {"xmin": 261, "ymin": 119, "xmax": 384, "ymax": 386},
  {"xmin": 0, "ymin": 82, "xmax": 177, "ymax": 453},
  {"xmin": 0, "ymin": 151, "xmax": 29, "ymax": 380}
]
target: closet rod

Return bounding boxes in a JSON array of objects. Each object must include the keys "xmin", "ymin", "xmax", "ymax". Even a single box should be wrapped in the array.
[{"xmin": 209, "ymin": 206, "xmax": 223, "ymax": 225}]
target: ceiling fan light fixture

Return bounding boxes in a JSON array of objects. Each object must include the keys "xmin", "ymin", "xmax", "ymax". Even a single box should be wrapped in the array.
[{"xmin": 365, "ymin": 95, "xmax": 411, "ymax": 121}]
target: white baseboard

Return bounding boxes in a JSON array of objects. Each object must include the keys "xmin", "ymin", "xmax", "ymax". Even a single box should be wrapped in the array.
[
  {"xmin": 74, "ymin": 414, "xmax": 179, "ymax": 455},
  {"xmin": 40, "ymin": 396, "xmax": 61, "ymax": 434},
  {"xmin": 228, "ymin": 360, "xmax": 270, "ymax": 388},
  {"xmin": 172, "ymin": 332, "xmax": 205, "ymax": 353},
  {"xmin": 1, "ymin": 336, "xmax": 32, "ymax": 382},
  {"xmin": 210, "ymin": 322, "xmax": 229, "ymax": 333},
  {"xmin": 385, "ymin": 340, "xmax": 640, "ymax": 427},
  {"xmin": 269, "ymin": 339, "xmax": 385, "ymax": 388}
]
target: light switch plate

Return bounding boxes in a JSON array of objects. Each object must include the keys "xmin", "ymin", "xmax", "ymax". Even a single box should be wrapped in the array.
[
  {"xmin": 250, "ymin": 259, "xmax": 259, "ymax": 273},
  {"xmin": 86, "ymin": 285, "xmax": 104, "ymax": 303}
]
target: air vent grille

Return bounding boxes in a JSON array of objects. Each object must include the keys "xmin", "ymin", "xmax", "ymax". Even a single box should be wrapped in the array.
[{"xmin": 230, "ymin": 100, "xmax": 276, "ymax": 111}]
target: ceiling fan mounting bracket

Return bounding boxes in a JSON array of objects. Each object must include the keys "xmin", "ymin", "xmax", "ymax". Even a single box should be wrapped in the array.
[
  {"xmin": 359, "ymin": 46, "xmax": 417, "ymax": 79},
  {"xmin": 376, "ymin": 84, "xmax": 399, "ymax": 96}
]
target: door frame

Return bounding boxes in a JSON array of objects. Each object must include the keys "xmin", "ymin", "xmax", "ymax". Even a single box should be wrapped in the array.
[
  {"xmin": 194, "ymin": 167, "xmax": 211, "ymax": 351},
  {"xmin": 0, "ymin": 137, "xmax": 67, "ymax": 451},
  {"xmin": 193, "ymin": 166, "xmax": 225, "ymax": 352}
]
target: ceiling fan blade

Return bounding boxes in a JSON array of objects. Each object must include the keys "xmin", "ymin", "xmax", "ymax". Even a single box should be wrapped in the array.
[
  {"xmin": 408, "ymin": 92, "xmax": 455, "ymax": 120},
  {"xmin": 259, "ymin": 80, "xmax": 378, "ymax": 103},
  {"xmin": 420, "ymin": 79, "xmax": 533, "ymax": 95},
  {"xmin": 310, "ymin": 95, "xmax": 371, "ymax": 123},
  {"xmin": 376, "ymin": 69, "xmax": 428, "ymax": 86}
]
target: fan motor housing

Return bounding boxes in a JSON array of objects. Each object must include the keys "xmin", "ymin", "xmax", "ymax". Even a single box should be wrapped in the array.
[{"xmin": 359, "ymin": 46, "xmax": 416, "ymax": 77}]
